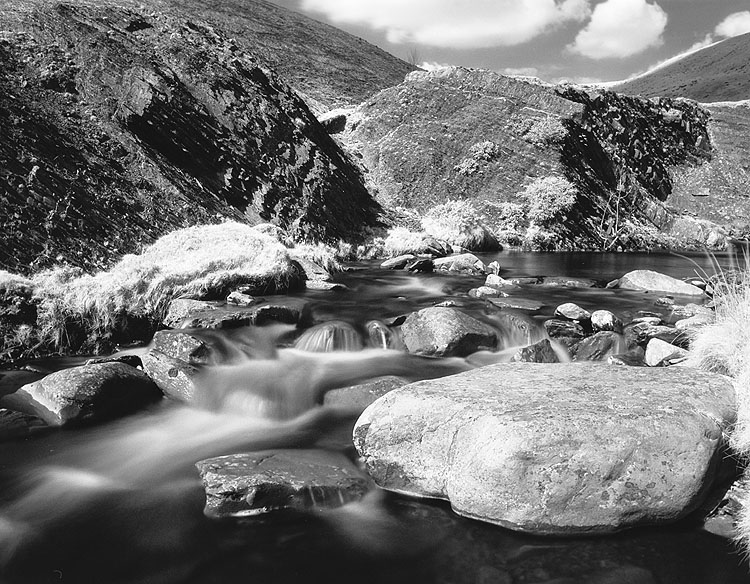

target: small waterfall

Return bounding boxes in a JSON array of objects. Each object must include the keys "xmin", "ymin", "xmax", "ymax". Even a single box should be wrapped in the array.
[
  {"xmin": 365, "ymin": 320, "xmax": 404, "ymax": 350},
  {"xmin": 293, "ymin": 321, "xmax": 364, "ymax": 352}
]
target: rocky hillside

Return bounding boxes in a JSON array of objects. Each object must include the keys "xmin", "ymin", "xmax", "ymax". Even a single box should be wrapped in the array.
[
  {"xmin": 337, "ymin": 67, "xmax": 747, "ymax": 250},
  {"xmin": 611, "ymin": 32, "xmax": 750, "ymax": 102},
  {"xmin": 0, "ymin": 1, "xmax": 382, "ymax": 275}
]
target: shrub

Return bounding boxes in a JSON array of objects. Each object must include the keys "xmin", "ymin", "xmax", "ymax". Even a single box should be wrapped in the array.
[
  {"xmin": 383, "ymin": 227, "xmax": 431, "ymax": 257},
  {"xmin": 525, "ymin": 116, "xmax": 568, "ymax": 147},
  {"xmin": 421, "ymin": 200, "xmax": 500, "ymax": 251},
  {"xmin": 454, "ymin": 141, "xmax": 500, "ymax": 176},
  {"xmin": 521, "ymin": 176, "xmax": 577, "ymax": 226}
]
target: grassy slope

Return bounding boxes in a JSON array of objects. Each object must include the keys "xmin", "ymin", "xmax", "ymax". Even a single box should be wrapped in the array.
[{"xmin": 612, "ymin": 33, "xmax": 750, "ymax": 102}]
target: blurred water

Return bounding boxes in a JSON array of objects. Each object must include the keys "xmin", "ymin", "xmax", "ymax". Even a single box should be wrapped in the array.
[{"xmin": 0, "ymin": 251, "xmax": 747, "ymax": 584}]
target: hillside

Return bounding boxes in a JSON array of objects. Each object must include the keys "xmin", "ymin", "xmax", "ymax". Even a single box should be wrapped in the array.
[
  {"xmin": 337, "ymin": 67, "xmax": 746, "ymax": 250},
  {"xmin": 611, "ymin": 32, "xmax": 750, "ymax": 102},
  {"xmin": 1, "ymin": 0, "xmax": 416, "ymax": 112},
  {"xmin": 0, "ymin": 1, "xmax": 382, "ymax": 274}
]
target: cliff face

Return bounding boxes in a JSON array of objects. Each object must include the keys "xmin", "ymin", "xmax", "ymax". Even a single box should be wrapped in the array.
[
  {"xmin": 338, "ymin": 68, "xmax": 741, "ymax": 250},
  {"xmin": 0, "ymin": 2, "xmax": 381, "ymax": 274}
]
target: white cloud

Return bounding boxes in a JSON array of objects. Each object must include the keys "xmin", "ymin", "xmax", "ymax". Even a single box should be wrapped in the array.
[
  {"xmin": 501, "ymin": 67, "xmax": 540, "ymax": 77},
  {"xmin": 300, "ymin": 0, "xmax": 591, "ymax": 49},
  {"xmin": 715, "ymin": 11, "xmax": 750, "ymax": 38},
  {"xmin": 419, "ymin": 61, "xmax": 454, "ymax": 71},
  {"xmin": 568, "ymin": 0, "xmax": 668, "ymax": 59}
]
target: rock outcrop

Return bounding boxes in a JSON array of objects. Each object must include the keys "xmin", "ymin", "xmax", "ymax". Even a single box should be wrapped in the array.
[
  {"xmin": 354, "ymin": 363, "xmax": 735, "ymax": 534},
  {"xmin": 0, "ymin": 2, "xmax": 381, "ymax": 274},
  {"xmin": 338, "ymin": 67, "xmax": 742, "ymax": 250}
]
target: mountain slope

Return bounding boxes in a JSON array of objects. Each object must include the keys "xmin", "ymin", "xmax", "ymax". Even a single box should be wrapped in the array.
[
  {"xmin": 0, "ymin": 2, "xmax": 381, "ymax": 274},
  {"xmin": 1, "ymin": 0, "xmax": 416, "ymax": 111},
  {"xmin": 611, "ymin": 33, "xmax": 750, "ymax": 102}
]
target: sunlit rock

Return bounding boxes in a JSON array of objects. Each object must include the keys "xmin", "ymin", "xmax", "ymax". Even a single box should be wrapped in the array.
[
  {"xmin": 645, "ymin": 339, "xmax": 689, "ymax": 367},
  {"xmin": 617, "ymin": 270, "xmax": 704, "ymax": 296},
  {"xmin": 400, "ymin": 307, "xmax": 498, "ymax": 357},
  {"xmin": 0, "ymin": 363, "xmax": 160, "ymax": 426},
  {"xmin": 354, "ymin": 363, "xmax": 736, "ymax": 534}
]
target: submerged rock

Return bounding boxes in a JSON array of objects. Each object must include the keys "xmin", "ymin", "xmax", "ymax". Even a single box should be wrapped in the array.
[
  {"xmin": 0, "ymin": 408, "xmax": 47, "ymax": 439},
  {"xmin": 617, "ymin": 271, "xmax": 704, "ymax": 296},
  {"xmin": 400, "ymin": 307, "xmax": 498, "ymax": 357},
  {"xmin": 0, "ymin": 363, "xmax": 160, "ymax": 426},
  {"xmin": 354, "ymin": 363, "xmax": 735, "ymax": 535},
  {"xmin": 196, "ymin": 449, "xmax": 372, "ymax": 517},
  {"xmin": 323, "ymin": 376, "xmax": 407, "ymax": 413}
]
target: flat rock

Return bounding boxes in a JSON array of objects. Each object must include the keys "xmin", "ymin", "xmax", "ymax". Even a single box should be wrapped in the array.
[
  {"xmin": 400, "ymin": 307, "xmax": 498, "ymax": 357},
  {"xmin": 180, "ymin": 298, "xmax": 312, "ymax": 329},
  {"xmin": 163, "ymin": 299, "xmax": 217, "ymax": 328},
  {"xmin": 539, "ymin": 276, "xmax": 597, "ymax": 288},
  {"xmin": 196, "ymin": 449, "xmax": 372, "ymax": 517},
  {"xmin": 617, "ymin": 270, "xmax": 704, "ymax": 296},
  {"xmin": 151, "ymin": 330, "xmax": 212, "ymax": 364},
  {"xmin": 487, "ymin": 297, "xmax": 544, "ymax": 311},
  {"xmin": 0, "ymin": 363, "xmax": 160, "ymax": 426},
  {"xmin": 468, "ymin": 286, "xmax": 507, "ymax": 299},
  {"xmin": 354, "ymin": 363, "xmax": 735, "ymax": 534}
]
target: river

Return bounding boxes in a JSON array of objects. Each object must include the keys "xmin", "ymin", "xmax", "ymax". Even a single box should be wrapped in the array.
[{"xmin": 0, "ymin": 251, "xmax": 746, "ymax": 584}]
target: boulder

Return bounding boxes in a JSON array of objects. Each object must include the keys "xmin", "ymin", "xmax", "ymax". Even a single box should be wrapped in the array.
[
  {"xmin": 617, "ymin": 271, "xmax": 704, "ymax": 296},
  {"xmin": 141, "ymin": 350, "xmax": 201, "ymax": 403},
  {"xmin": 468, "ymin": 286, "xmax": 507, "ymax": 299},
  {"xmin": 354, "ymin": 363, "xmax": 735, "ymax": 534},
  {"xmin": 226, "ymin": 290, "xmax": 259, "ymax": 306},
  {"xmin": 591, "ymin": 310, "xmax": 623, "ymax": 333},
  {"xmin": 608, "ymin": 347, "xmax": 647, "ymax": 367},
  {"xmin": 544, "ymin": 319, "xmax": 586, "ymax": 340},
  {"xmin": 0, "ymin": 363, "xmax": 160, "ymax": 426},
  {"xmin": 290, "ymin": 256, "xmax": 332, "ymax": 282},
  {"xmin": 151, "ymin": 330, "xmax": 212, "ymax": 364},
  {"xmin": 571, "ymin": 332, "xmax": 623, "ymax": 361},
  {"xmin": 555, "ymin": 303, "xmax": 591, "ymax": 321},
  {"xmin": 381, "ymin": 255, "xmax": 416, "ymax": 270},
  {"xmin": 196, "ymin": 449, "xmax": 372, "ymax": 517},
  {"xmin": 510, "ymin": 339, "xmax": 559, "ymax": 363},
  {"xmin": 485, "ymin": 274, "xmax": 514, "ymax": 288},
  {"xmin": 645, "ymin": 339, "xmax": 689, "ymax": 367},
  {"xmin": 624, "ymin": 322, "xmax": 688, "ymax": 349},
  {"xmin": 305, "ymin": 280, "xmax": 347, "ymax": 291},
  {"xmin": 406, "ymin": 258, "xmax": 434, "ymax": 273},
  {"xmin": 539, "ymin": 276, "xmax": 597, "ymax": 288},
  {"xmin": 486, "ymin": 261, "xmax": 501, "ymax": 275},
  {"xmin": 433, "ymin": 254, "xmax": 486, "ymax": 275},
  {"xmin": 400, "ymin": 307, "xmax": 498, "ymax": 357}
]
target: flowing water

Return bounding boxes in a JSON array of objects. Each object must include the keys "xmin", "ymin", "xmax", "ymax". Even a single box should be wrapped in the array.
[{"xmin": 0, "ymin": 251, "xmax": 747, "ymax": 584}]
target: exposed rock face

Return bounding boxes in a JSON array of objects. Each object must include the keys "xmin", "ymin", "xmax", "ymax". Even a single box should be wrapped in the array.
[
  {"xmin": 400, "ymin": 307, "xmax": 498, "ymax": 357},
  {"xmin": 354, "ymin": 363, "xmax": 735, "ymax": 534},
  {"xmin": 0, "ymin": 2, "xmax": 381, "ymax": 274},
  {"xmin": 196, "ymin": 449, "xmax": 372, "ymax": 517},
  {"xmin": 337, "ymin": 67, "xmax": 742, "ymax": 250},
  {"xmin": 0, "ymin": 362, "xmax": 160, "ymax": 425}
]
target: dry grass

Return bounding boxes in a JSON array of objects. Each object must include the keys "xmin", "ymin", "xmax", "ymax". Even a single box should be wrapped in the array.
[
  {"xmin": 383, "ymin": 227, "xmax": 432, "ymax": 257},
  {"xmin": 5, "ymin": 222, "xmax": 298, "ymax": 353},
  {"xmin": 686, "ymin": 252, "xmax": 750, "ymax": 554}
]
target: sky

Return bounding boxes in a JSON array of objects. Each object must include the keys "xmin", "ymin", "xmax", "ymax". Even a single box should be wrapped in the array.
[{"xmin": 266, "ymin": 0, "xmax": 750, "ymax": 83}]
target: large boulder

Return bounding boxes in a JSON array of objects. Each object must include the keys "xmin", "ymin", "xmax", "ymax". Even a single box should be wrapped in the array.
[
  {"xmin": 400, "ymin": 307, "xmax": 498, "ymax": 357},
  {"xmin": 0, "ymin": 363, "xmax": 161, "ymax": 426},
  {"xmin": 617, "ymin": 271, "xmax": 704, "ymax": 296},
  {"xmin": 433, "ymin": 254, "xmax": 486, "ymax": 275},
  {"xmin": 354, "ymin": 363, "xmax": 735, "ymax": 534},
  {"xmin": 196, "ymin": 449, "xmax": 372, "ymax": 517}
]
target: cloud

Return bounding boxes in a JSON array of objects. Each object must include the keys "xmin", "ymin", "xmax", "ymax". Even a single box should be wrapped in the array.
[
  {"xmin": 299, "ymin": 0, "xmax": 591, "ymax": 49},
  {"xmin": 501, "ymin": 67, "xmax": 540, "ymax": 77},
  {"xmin": 715, "ymin": 11, "xmax": 750, "ymax": 38},
  {"xmin": 419, "ymin": 61, "xmax": 454, "ymax": 71},
  {"xmin": 568, "ymin": 0, "xmax": 667, "ymax": 59}
]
